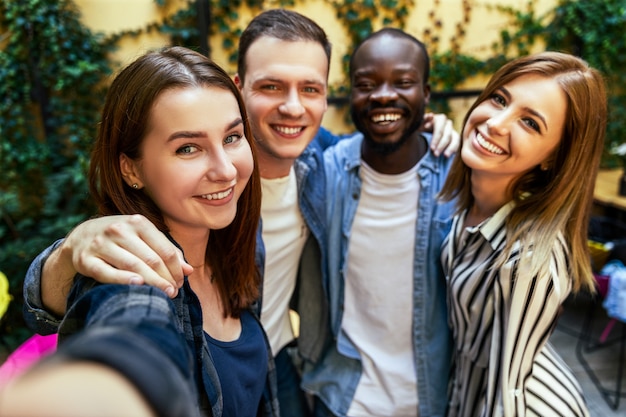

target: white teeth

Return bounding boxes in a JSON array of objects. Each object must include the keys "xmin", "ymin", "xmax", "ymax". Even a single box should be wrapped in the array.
[
  {"xmin": 274, "ymin": 126, "xmax": 303, "ymax": 135},
  {"xmin": 371, "ymin": 113, "xmax": 401, "ymax": 124},
  {"xmin": 201, "ymin": 188, "xmax": 233, "ymax": 200},
  {"xmin": 476, "ymin": 132, "xmax": 504, "ymax": 155}
]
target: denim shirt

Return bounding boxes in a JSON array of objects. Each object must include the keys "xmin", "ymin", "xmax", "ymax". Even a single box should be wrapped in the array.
[{"xmin": 301, "ymin": 132, "xmax": 455, "ymax": 417}]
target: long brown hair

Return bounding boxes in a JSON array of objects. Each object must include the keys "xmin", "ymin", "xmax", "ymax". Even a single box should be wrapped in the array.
[
  {"xmin": 440, "ymin": 51, "xmax": 607, "ymax": 292},
  {"xmin": 89, "ymin": 46, "xmax": 262, "ymax": 316}
]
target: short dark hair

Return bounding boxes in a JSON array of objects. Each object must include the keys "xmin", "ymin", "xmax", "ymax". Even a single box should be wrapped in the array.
[
  {"xmin": 237, "ymin": 9, "xmax": 332, "ymax": 83},
  {"xmin": 349, "ymin": 28, "xmax": 430, "ymax": 84}
]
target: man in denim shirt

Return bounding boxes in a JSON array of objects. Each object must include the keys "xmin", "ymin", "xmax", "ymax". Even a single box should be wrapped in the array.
[{"xmin": 302, "ymin": 29, "xmax": 455, "ymax": 417}]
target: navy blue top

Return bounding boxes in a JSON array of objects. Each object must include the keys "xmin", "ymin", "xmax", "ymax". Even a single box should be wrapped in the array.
[{"xmin": 205, "ymin": 310, "xmax": 268, "ymax": 417}]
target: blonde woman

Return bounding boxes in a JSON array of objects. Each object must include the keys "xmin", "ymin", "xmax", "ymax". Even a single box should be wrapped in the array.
[{"xmin": 440, "ymin": 52, "xmax": 606, "ymax": 416}]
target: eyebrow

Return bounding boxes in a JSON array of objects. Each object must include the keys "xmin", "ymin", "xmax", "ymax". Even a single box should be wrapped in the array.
[
  {"xmin": 500, "ymin": 86, "xmax": 548, "ymax": 131},
  {"xmin": 253, "ymin": 76, "xmax": 326, "ymax": 86},
  {"xmin": 167, "ymin": 118, "xmax": 243, "ymax": 141},
  {"xmin": 354, "ymin": 65, "xmax": 418, "ymax": 76}
]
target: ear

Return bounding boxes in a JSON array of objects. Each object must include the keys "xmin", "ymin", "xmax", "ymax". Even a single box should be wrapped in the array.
[
  {"xmin": 119, "ymin": 153, "xmax": 143, "ymax": 189},
  {"xmin": 233, "ymin": 73, "xmax": 243, "ymax": 90},
  {"xmin": 540, "ymin": 152, "xmax": 557, "ymax": 171}
]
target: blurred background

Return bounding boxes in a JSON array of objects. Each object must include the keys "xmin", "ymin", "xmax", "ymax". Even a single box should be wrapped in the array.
[{"xmin": 1, "ymin": 0, "xmax": 625, "ymax": 355}]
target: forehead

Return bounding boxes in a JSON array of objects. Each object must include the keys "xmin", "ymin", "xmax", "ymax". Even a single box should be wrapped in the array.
[
  {"xmin": 503, "ymin": 74, "xmax": 566, "ymax": 111},
  {"xmin": 147, "ymin": 86, "xmax": 241, "ymax": 133},
  {"xmin": 353, "ymin": 34, "xmax": 424, "ymax": 74},
  {"xmin": 243, "ymin": 36, "xmax": 329, "ymax": 84},
  {"xmin": 503, "ymin": 74, "xmax": 567, "ymax": 127}
]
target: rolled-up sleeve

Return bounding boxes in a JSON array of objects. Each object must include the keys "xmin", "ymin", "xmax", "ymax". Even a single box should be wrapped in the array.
[{"xmin": 23, "ymin": 239, "xmax": 65, "ymax": 334}]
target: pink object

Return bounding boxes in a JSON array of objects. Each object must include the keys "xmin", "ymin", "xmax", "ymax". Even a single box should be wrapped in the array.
[
  {"xmin": 595, "ymin": 273, "xmax": 610, "ymax": 297},
  {"xmin": 0, "ymin": 334, "xmax": 57, "ymax": 387}
]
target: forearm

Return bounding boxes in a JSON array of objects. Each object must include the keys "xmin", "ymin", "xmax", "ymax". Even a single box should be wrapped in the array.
[
  {"xmin": 23, "ymin": 240, "xmax": 66, "ymax": 334},
  {"xmin": 40, "ymin": 239, "xmax": 80, "ymax": 316}
]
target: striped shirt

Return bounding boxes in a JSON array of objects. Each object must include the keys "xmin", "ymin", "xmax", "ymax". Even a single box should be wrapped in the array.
[{"xmin": 441, "ymin": 202, "xmax": 589, "ymax": 417}]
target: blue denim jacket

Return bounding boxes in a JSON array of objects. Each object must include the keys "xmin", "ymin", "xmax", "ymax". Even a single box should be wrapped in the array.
[{"xmin": 301, "ymin": 132, "xmax": 455, "ymax": 417}]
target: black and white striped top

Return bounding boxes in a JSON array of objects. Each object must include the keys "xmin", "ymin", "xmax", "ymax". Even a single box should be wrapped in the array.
[{"xmin": 441, "ymin": 202, "xmax": 589, "ymax": 417}]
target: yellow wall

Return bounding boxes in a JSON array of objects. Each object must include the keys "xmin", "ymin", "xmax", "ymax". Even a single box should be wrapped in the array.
[{"xmin": 74, "ymin": 0, "xmax": 557, "ymax": 133}]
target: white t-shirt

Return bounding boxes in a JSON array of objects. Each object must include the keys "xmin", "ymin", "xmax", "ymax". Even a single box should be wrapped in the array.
[
  {"xmin": 260, "ymin": 167, "xmax": 309, "ymax": 356},
  {"xmin": 343, "ymin": 161, "xmax": 420, "ymax": 416}
]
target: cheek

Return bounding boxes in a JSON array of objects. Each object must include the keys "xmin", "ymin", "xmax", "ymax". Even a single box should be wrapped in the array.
[
  {"xmin": 235, "ymin": 142, "xmax": 255, "ymax": 184},
  {"xmin": 139, "ymin": 163, "xmax": 183, "ymax": 205},
  {"xmin": 305, "ymin": 97, "xmax": 328, "ymax": 116},
  {"xmin": 350, "ymin": 91, "xmax": 366, "ymax": 107},
  {"xmin": 244, "ymin": 98, "xmax": 272, "ymax": 128},
  {"xmin": 462, "ymin": 109, "xmax": 486, "ymax": 140},
  {"xmin": 461, "ymin": 121, "xmax": 474, "ymax": 145}
]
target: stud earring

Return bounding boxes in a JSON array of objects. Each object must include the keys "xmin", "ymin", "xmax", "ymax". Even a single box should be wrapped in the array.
[{"xmin": 132, "ymin": 183, "xmax": 138, "ymax": 189}]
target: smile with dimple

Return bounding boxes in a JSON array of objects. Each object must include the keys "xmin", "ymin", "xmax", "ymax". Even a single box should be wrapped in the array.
[
  {"xmin": 199, "ymin": 188, "xmax": 233, "ymax": 200},
  {"xmin": 476, "ymin": 132, "xmax": 505, "ymax": 155}
]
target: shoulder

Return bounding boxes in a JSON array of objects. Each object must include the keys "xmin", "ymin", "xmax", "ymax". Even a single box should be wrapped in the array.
[
  {"xmin": 322, "ymin": 133, "xmax": 362, "ymax": 177},
  {"xmin": 324, "ymin": 132, "xmax": 362, "ymax": 158}
]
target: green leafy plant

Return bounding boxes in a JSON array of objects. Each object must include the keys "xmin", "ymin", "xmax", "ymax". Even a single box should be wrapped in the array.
[
  {"xmin": 0, "ymin": 0, "xmax": 115, "ymax": 350},
  {"xmin": 543, "ymin": 0, "xmax": 626, "ymax": 168}
]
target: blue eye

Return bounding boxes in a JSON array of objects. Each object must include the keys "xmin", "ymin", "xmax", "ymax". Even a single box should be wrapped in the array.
[{"xmin": 224, "ymin": 134, "xmax": 243, "ymax": 145}]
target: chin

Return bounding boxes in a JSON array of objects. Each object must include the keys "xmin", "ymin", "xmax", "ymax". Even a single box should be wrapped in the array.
[
  {"xmin": 208, "ymin": 210, "xmax": 238, "ymax": 230},
  {"xmin": 276, "ymin": 144, "xmax": 310, "ymax": 160}
]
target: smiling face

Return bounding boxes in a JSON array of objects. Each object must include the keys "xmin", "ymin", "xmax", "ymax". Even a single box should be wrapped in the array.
[
  {"xmin": 461, "ymin": 74, "xmax": 566, "ymax": 191},
  {"xmin": 350, "ymin": 33, "xmax": 430, "ymax": 155},
  {"xmin": 120, "ymin": 86, "xmax": 254, "ymax": 239},
  {"xmin": 236, "ymin": 36, "xmax": 328, "ymax": 178}
]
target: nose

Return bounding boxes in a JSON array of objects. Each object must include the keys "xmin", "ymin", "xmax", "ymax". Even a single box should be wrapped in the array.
[
  {"xmin": 278, "ymin": 89, "xmax": 305, "ymax": 117},
  {"xmin": 486, "ymin": 111, "xmax": 510, "ymax": 137},
  {"xmin": 206, "ymin": 148, "xmax": 237, "ymax": 183},
  {"xmin": 370, "ymin": 83, "xmax": 399, "ymax": 104}
]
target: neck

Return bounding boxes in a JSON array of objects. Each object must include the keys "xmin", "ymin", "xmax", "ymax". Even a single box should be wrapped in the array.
[
  {"xmin": 466, "ymin": 171, "xmax": 511, "ymax": 227},
  {"xmin": 361, "ymin": 132, "xmax": 427, "ymax": 174},
  {"xmin": 168, "ymin": 226, "xmax": 210, "ymax": 270},
  {"xmin": 256, "ymin": 150, "xmax": 294, "ymax": 179}
]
